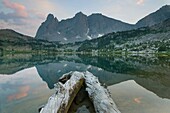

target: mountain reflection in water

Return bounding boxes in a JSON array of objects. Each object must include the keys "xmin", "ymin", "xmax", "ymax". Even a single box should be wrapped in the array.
[
  {"xmin": 0, "ymin": 54, "xmax": 170, "ymax": 113},
  {"xmin": 35, "ymin": 54, "xmax": 170, "ymax": 99}
]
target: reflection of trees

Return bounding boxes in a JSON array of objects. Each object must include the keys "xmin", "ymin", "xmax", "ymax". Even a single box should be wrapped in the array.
[
  {"xmin": 0, "ymin": 54, "xmax": 170, "ymax": 99},
  {"xmin": 0, "ymin": 54, "xmax": 59, "ymax": 74},
  {"xmin": 78, "ymin": 54, "xmax": 170, "ymax": 76},
  {"xmin": 0, "ymin": 48, "xmax": 3, "ymax": 56}
]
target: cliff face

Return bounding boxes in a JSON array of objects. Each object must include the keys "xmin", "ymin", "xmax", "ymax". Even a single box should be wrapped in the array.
[
  {"xmin": 35, "ymin": 12, "xmax": 133, "ymax": 43},
  {"xmin": 35, "ymin": 14, "xmax": 59, "ymax": 41},
  {"xmin": 136, "ymin": 5, "xmax": 170, "ymax": 28},
  {"xmin": 87, "ymin": 13, "xmax": 133, "ymax": 37}
]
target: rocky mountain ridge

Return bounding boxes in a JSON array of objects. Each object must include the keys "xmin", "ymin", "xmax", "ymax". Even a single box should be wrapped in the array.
[
  {"xmin": 36, "ymin": 5, "xmax": 170, "ymax": 43},
  {"xmin": 36, "ymin": 12, "xmax": 133, "ymax": 43}
]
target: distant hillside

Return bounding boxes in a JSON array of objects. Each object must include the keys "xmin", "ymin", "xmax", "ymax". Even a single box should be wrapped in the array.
[
  {"xmin": 0, "ymin": 29, "xmax": 33, "ymax": 41},
  {"xmin": 75, "ymin": 18, "xmax": 170, "ymax": 53},
  {"xmin": 0, "ymin": 29, "xmax": 59, "ymax": 54},
  {"xmin": 136, "ymin": 5, "xmax": 170, "ymax": 28}
]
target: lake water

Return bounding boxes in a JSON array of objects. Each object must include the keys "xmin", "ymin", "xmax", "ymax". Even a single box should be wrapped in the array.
[{"xmin": 0, "ymin": 54, "xmax": 170, "ymax": 113}]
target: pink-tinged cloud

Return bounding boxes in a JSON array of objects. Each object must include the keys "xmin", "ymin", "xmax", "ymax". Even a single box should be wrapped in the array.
[
  {"xmin": 133, "ymin": 97, "xmax": 142, "ymax": 104},
  {"xmin": 137, "ymin": 0, "xmax": 144, "ymax": 5},
  {"xmin": 7, "ymin": 85, "xmax": 30, "ymax": 101},
  {"xmin": 2, "ymin": 0, "xmax": 28, "ymax": 18}
]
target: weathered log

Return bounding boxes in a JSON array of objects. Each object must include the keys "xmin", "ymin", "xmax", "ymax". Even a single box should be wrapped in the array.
[
  {"xmin": 58, "ymin": 71, "xmax": 72, "ymax": 84},
  {"xmin": 40, "ymin": 71, "xmax": 84, "ymax": 113},
  {"xmin": 84, "ymin": 71, "xmax": 121, "ymax": 113},
  {"xmin": 40, "ymin": 71, "xmax": 121, "ymax": 113}
]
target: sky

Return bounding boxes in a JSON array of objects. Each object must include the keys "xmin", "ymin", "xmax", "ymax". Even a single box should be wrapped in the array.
[{"xmin": 0, "ymin": 0, "xmax": 170, "ymax": 37}]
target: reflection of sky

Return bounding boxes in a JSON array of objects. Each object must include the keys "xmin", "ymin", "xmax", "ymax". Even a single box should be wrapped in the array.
[
  {"xmin": 1, "ymin": 62, "xmax": 170, "ymax": 113},
  {"xmin": 7, "ymin": 85, "xmax": 30, "ymax": 101},
  {"xmin": 0, "ymin": 67, "xmax": 54, "ymax": 113},
  {"xmin": 108, "ymin": 80, "xmax": 170, "ymax": 113},
  {"xmin": 0, "ymin": 67, "xmax": 42, "ymax": 99}
]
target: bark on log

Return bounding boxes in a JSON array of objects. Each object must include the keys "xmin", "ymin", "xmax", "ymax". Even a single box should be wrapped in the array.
[
  {"xmin": 84, "ymin": 71, "xmax": 121, "ymax": 113},
  {"xmin": 40, "ymin": 71, "xmax": 84, "ymax": 113}
]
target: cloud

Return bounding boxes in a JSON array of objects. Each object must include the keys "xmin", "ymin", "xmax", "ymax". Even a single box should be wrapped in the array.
[
  {"xmin": 2, "ymin": 0, "xmax": 28, "ymax": 18},
  {"xmin": 0, "ymin": 0, "xmax": 67, "ymax": 36},
  {"xmin": 133, "ymin": 97, "xmax": 142, "ymax": 104},
  {"xmin": 0, "ymin": 0, "xmax": 29, "ymax": 26},
  {"xmin": 137, "ymin": 0, "xmax": 144, "ymax": 5},
  {"xmin": 7, "ymin": 85, "xmax": 30, "ymax": 101},
  {"xmin": 0, "ymin": 0, "xmax": 46, "ymax": 36}
]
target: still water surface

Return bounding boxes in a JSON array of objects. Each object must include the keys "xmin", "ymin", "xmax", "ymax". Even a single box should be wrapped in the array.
[{"xmin": 0, "ymin": 54, "xmax": 170, "ymax": 113}]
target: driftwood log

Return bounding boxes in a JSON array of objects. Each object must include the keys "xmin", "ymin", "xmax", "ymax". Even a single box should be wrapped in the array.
[
  {"xmin": 40, "ymin": 71, "xmax": 84, "ymax": 113},
  {"xmin": 40, "ymin": 71, "xmax": 121, "ymax": 113},
  {"xmin": 84, "ymin": 71, "xmax": 121, "ymax": 113}
]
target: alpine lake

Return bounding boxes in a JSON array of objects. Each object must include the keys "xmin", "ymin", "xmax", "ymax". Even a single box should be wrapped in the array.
[{"xmin": 0, "ymin": 53, "xmax": 170, "ymax": 113}]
